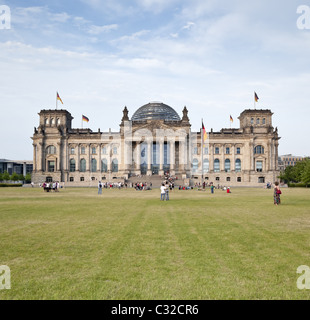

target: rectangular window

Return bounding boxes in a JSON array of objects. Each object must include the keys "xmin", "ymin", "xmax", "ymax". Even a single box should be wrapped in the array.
[
  {"xmin": 113, "ymin": 147, "xmax": 118, "ymax": 155},
  {"xmin": 48, "ymin": 161, "xmax": 55, "ymax": 172},
  {"xmin": 92, "ymin": 147, "xmax": 96, "ymax": 154},
  {"xmin": 102, "ymin": 147, "xmax": 107, "ymax": 154},
  {"xmin": 80, "ymin": 177, "xmax": 84, "ymax": 182},
  {"xmin": 215, "ymin": 147, "xmax": 219, "ymax": 154},
  {"xmin": 256, "ymin": 161, "xmax": 263, "ymax": 172},
  {"xmin": 193, "ymin": 147, "xmax": 198, "ymax": 155},
  {"xmin": 70, "ymin": 148, "xmax": 75, "ymax": 155},
  {"xmin": 236, "ymin": 147, "xmax": 240, "ymax": 154},
  {"xmin": 69, "ymin": 177, "xmax": 74, "ymax": 182},
  {"xmin": 258, "ymin": 177, "xmax": 265, "ymax": 183},
  {"xmin": 226, "ymin": 147, "xmax": 230, "ymax": 154},
  {"xmin": 81, "ymin": 147, "xmax": 86, "ymax": 154},
  {"xmin": 226, "ymin": 177, "xmax": 230, "ymax": 182},
  {"xmin": 237, "ymin": 177, "xmax": 241, "ymax": 182},
  {"xmin": 216, "ymin": 177, "xmax": 220, "ymax": 181}
]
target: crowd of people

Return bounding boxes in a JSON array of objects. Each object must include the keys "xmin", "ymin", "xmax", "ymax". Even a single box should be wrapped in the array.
[{"xmin": 40, "ymin": 181, "xmax": 60, "ymax": 192}]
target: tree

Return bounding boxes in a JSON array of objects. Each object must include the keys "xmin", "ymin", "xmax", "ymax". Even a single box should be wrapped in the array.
[
  {"xmin": 301, "ymin": 159, "xmax": 310, "ymax": 186},
  {"xmin": 279, "ymin": 165, "xmax": 297, "ymax": 183},
  {"xmin": 11, "ymin": 172, "xmax": 19, "ymax": 182},
  {"xmin": 2, "ymin": 171, "xmax": 10, "ymax": 181},
  {"xmin": 0, "ymin": 172, "xmax": 3, "ymax": 181},
  {"xmin": 25, "ymin": 173, "xmax": 32, "ymax": 183}
]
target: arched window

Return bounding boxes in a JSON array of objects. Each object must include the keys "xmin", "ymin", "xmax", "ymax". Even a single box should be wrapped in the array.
[
  {"xmin": 51, "ymin": 118, "xmax": 55, "ymax": 125},
  {"xmin": 80, "ymin": 159, "xmax": 86, "ymax": 172},
  {"xmin": 225, "ymin": 159, "xmax": 231, "ymax": 172},
  {"xmin": 235, "ymin": 159, "xmax": 241, "ymax": 172},
  {"xmin": 254, "ymin": 145, "xmax": 265, "ymax": 154},
  {"xmin": 251, "ymin": 118, "xmax": 254, "ymax": 125},
  {"xmin": 214, "ymin": 159, "xmax": 220, "ymax": 172},
  {"xmin": 256, "ymin": 118, "xmax": 260, "ymax": 125},
  {"xmin": 101, "ymin": 159, "xmax": 108, "ymax": 172},
  {"xmin": 91, "ymin": 158, "xmax": 97, "ymax": 172},
  {"xmin": 192, "ymin": 159, "xmax": 198, "ymax": 173},
  {"xmin": 47, "ymin": 145, "xmax": 56, "ymax": 154},
  {"xmin": 203, "ymin": 159, "xmax": 209, "ymax": 173},
  {"xmin": 56, "ymin": 118, "xmax": 60, "ymax": 125},
  {"xmin": 262, "ymin": 118, "xmax": 266, "ymax": 125},
  {"xmin": 112, "ymin": 159, "xmax": 118, "ymax": 172},
  {"xmin": 69, "ymin": 159, "xmax": 75, "ymax": 172},
  {"xmin": 45, "ymin": 118, "xmax": 49, "ymax": 125}
]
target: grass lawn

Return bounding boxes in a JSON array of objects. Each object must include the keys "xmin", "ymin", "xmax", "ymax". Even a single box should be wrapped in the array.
[{"xmin": 0, "ymin": 186, "xmax": 310, "ymax": 300}]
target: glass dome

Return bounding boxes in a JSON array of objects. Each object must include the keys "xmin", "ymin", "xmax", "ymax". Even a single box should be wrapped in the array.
[{"xmin": 131, "ymin": 102, "xmax": 181, "ymax": 121}]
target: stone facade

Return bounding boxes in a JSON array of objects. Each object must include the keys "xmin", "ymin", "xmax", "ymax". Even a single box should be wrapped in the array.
[{"xmin": 31, "ymin": 103, "xmax": 280, "ymax": 187}]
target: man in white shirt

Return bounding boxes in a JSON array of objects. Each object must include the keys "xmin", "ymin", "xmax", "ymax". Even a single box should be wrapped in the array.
[{"xmin": 160, "ymin": 184, "xmax": 166, "ymax": 201}]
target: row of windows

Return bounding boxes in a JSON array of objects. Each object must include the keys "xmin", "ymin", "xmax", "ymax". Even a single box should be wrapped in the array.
[
  {"xmin": 193, "ymin": 147, "xmax": 242, "ymax": 155},
  {"xmin": 192, "ymin": 159, "xmax": 264, "ymax": 172},
  {"xmin": 47, "ymin": 144, "xmax": 265, "ymax": 156},
  {"xmin": 192, "ymin": 159, "xmax": 242, "ymax": 173},
  {"xmin": 69, "ymin": 158, "xmax": 118, "ymax": 173},
  {"xmin": 44, "ymin": 118, "xmax": 61, "ymax": 125},
  {"xmin": 46, "ymin": 146, "xmax": 119, "ymax": 155},
  {"xmin": 250, "ymin": 118, "xmax": 266, "ymax": 125},
  {"xmin": 193, "ymin": 145, "xmax": 265, "ymax": 155},
  {"xmin": 70, "ymin": 146, "xmax": 118, "ymax": 155},
  {"xmin": 283, "ymin": 158, "xmax": 302, "ymax": 162}
]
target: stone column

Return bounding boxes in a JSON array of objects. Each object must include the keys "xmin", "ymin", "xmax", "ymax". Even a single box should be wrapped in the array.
[
  {"xmin": 275, "ymin": 142, "xmax": 279, "ymax": 171},
  {"xmin": 136, "ymin": 142, "xmax": 141, "ymax": 172},
  {"xmin": 57, "ymin": 141, "xmax": 61, "ymax": 172},
  {"xmin": 87, "ymin": 144, "xmax": 91, "ymax": 171},
  {"xmin": 147, "ymin": 140, "xmax": 152, "ymax": 175},
  {"xmin": 209, "ymin": 143, "xmax": 214, "ymax": 173},
  {"xmin": 33, "ymin": 144, "xmax": 37, "ymax": 172},
  {"xmin": 170, "ymin": 140, "xmax": 175, "ymax": 175},
  {"xmin": 107, "ymin": 144, "xmax": 111, "ymax": 173},
  {"xmin": 159, "ymin": 139, "xmax": 164, "ymax": 175},
  {"xmin": 77, "ymin": 144, "xmax": 80, "ymax": 171},
  {"xmin": 232, "ymin": 144, "xmax": 235, "ymax": 171},
  {"xmin": 39, "ymin": 142, "xmax": 44, "ymax": 171},
  {"xmin": 179, "ymin": 138, "xmax": 185, "ymax": 173},
  {"xmin": 221, "ymin": 144, "xmax": 225, "ymax": 171}
]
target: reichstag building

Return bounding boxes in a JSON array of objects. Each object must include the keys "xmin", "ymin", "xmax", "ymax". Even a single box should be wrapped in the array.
[{"xmin": 31, "ymin": 102, "xmax": 280, "ymax": 186}]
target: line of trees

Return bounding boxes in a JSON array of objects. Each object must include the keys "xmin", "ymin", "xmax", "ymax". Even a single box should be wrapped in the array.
[
  {"xmin": 279, "ymin": 158, "xmax": 310, "ymax": 186},
  {"xmin": 0, "ymin": 171, "xmax": 32, "ymax": 183}
]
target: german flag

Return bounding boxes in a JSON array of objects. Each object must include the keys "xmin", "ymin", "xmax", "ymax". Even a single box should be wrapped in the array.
[
  {"xmin": 82, "ymin": 115, "xmax": 89, "ymax": 122},
  {"xmin": 57, "ymin": 92, "xmax": 63, "ymax": 104},
  {"xmin": 254, "ymin": 92, "xmax": 259, "ymax": 102},
  {"xmin": 202, "ymin": 120, "xmax": 207, "ymax": 143}
]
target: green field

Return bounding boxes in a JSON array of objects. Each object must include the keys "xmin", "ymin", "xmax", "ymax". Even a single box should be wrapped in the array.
[{"xmin": 0, "ymin": 186, "xmax": 310, "ymax": 300}]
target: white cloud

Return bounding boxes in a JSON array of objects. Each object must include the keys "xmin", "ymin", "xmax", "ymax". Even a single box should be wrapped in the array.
[{"xmin": 88, "ymin": 24, "xmax": 118, "ymax": 35}]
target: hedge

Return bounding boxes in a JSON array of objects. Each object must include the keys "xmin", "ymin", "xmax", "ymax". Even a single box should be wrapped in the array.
[
  {"xmin": 0, "ymin": 183, "xmax": 23, "ymax": 187},
  {"xmin": 287, "ymin": 183, "xmax": 309, "ymax": 188}
]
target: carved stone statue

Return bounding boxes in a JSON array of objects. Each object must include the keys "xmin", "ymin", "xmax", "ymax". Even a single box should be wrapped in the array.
[
  {"xmin": 182, "ymin": 106, "xmax": 189, "ymax": 121},
  {"xmin": 122, "ymin": 106, "xmax": 129, "ymax": 121}
]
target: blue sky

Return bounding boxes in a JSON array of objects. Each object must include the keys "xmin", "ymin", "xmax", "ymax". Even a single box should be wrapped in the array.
[{"xmin": 1, "ymin": 0, "xmax": 310, "ymax": 160}]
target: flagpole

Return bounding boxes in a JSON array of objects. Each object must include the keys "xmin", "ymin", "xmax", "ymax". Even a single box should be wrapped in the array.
[
  {"xmin": 201, "ymin": 118, "xmax": 204, "ymax": 184},
  {"xmin": 81, "ymin": 115, "xmax": 83, "ymax": 129},
  {"xmin": 56, "ymin": 92, "xmax": 58, "ymax": 110}
]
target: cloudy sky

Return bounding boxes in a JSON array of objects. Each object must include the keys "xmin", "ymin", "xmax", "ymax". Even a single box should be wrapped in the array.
[{"xmin": 1, "ymin": 0, "xmax": 310, "ymax": 160}]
